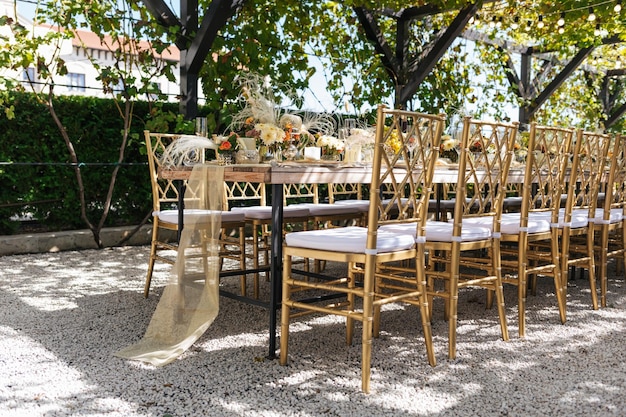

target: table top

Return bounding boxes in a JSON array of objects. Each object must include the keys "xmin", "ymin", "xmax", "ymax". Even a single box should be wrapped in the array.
[{"xmin": 158, "ymin": 162, "xmax": 528, "ymax": 185}]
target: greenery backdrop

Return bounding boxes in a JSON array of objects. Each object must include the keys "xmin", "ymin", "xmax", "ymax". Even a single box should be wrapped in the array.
[{"xmin": 0, "ymin": 92, "xmax": 186, "ymax": 235}]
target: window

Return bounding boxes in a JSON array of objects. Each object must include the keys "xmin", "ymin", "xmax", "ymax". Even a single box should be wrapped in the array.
[
  {"xmin": 22, "ymin": 67, "xmax": 35, "ymax": 83},
  {"xmin": 147, "ymin": 82, "xmax": 161, "ymax": 100},
  {"xmin": 67, "ymin": 73, "xmax": 86, "ymax": 92}
]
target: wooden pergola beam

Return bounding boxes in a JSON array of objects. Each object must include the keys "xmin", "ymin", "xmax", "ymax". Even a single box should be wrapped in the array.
[
  {"xmin": 605, "ymin": 101, "xmax": 626, "ymax": 128},
  {"xmin": 524, "ymin": 46, "xmax": 595, "ymax": 118},
  {"xmin": 399, "ymin": 3, "xmax": 480, "ymax": 105}
]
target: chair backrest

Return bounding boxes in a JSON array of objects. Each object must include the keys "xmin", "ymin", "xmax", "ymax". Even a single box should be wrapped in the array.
[
  {"xmin": 145, "ymin": 131, "xmax": 184, "ymax": 212},
  {"xmin": 368, "ymin": 106, "xmax": 446, "ymax": 234},
  {"xmin": 453, "ymin": 117, "xmax": 519, "ymax": 229},
  {"xmin": 603, "ymin": 134, "xmax": 626, "ymax": 217},
  {"xmin": 564, "ymin": 129, "xmax": 612, "ymax": 221},
  {"xmin": 224, "ymin": 181, "xmax": 267, "ymax": 210},
  {"xmin": 328, "ymin": 183, "xmax": 363, "ymax": 203},
  {"xmin": 283, "ymin": 183, "xmax": 319, "ymax": 205},
  {"xmin": 521, "ymin": 123, "xmax": 575, "ymax": 221}
]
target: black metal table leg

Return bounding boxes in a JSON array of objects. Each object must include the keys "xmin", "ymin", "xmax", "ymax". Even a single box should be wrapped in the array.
[
  {"xmin": 268, "ymin": 183, "xmax": 284, "ymax": 359},
  {"xmin": 177, "ymin": 180, "xmax": 185, "ymax": 241}
]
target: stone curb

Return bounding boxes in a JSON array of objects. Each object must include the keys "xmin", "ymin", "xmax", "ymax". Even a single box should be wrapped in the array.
[{"xmin": 0, "ymin": 225, "xmax": 176, "ymax": 256}]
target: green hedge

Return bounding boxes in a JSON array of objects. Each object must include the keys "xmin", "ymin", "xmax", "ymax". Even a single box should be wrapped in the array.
[{"xmin": 0, "ymin": 92, "xmax": 188, "ymax": 235}]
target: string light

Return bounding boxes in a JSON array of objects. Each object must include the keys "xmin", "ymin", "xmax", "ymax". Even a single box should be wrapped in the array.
[
  {"xmin": 489, "ymin": 16, "xmax": 497, "ymax": 28},
  {"xmin": 594, "ymin": 23, "xmax": 601, "ymax": 36},
  {"xmin": 537, "ymin": 15, "xmax": 544, "ymax": 28},
  {"xmin": 511, "ymin": 15, "xmax": 519, "ymax": 29},
  {"xmin": 615, "ymin": 1, "xmax": 622, "ymax": 13},
  {"xmin": 558, "ymin": 26, "xmax": 565, "ymax": 34},
  {"xmin": 525, "ymin": 20, "xmax": 532, "ymax": 31},
  {"xmin": 557, "ymin": 12, "xmax": 565, "ymax": 27},
  {"xmin": 588, "ymin": 7, "xmax": 596, "ymax": 21}
]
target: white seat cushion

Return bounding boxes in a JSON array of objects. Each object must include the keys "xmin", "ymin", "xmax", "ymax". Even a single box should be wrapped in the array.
[
  {"xmin": 156, "ymin": 209, "xmax": 244, "ymax": 225},
  {"xmin": 285, "ymin": 226, "xmax": 415, "ymax": 253},
  {"xmin": 232, "ymin": 205, "xmax": 310, "ymax": 220},
  {"xmin": 381, "ymin": 197, "xmax": 409, "ymax": 208},
  {"xmin": 590, "ymin": 208, "xmax": 624, "ymax": 224},
  {"xmin": 380, "ymin": 221, "xmax": 492, "ymax": 242},
  {"xmin": 531, "ymin": 211, "xmax": 588, "ymax": 228},
  {"xmin": 297, "ymin": 203, "xmax": 362, "ymax": 216},
  {"xmin": 460, "ymin": 213, "xmax": 551, "ymax": 234},
  {"xmin": 334, "ymin": 199, "xmax": 371, "ymax": 212}
]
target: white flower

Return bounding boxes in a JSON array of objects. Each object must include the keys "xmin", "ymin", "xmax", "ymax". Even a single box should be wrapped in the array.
[
  {"xmin": 316, "ymin": 135, "xmax": 343, "ymax": 151},
  {"xmin": 441, "ymin": 135, "xmax": 457, "ymax": 151},
  {"xmin": 255, "ymin": 123, "xmax": 285, "ymax": 146}
]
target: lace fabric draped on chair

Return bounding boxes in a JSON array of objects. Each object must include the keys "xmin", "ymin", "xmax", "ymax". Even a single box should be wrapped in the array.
[
  {"xmin": 116, "ymin": 164, "xmax": 225, "ymax": 366},
  {"xmin": 141, "ymin": 131, "xmax": 246, "ymax": 299}
]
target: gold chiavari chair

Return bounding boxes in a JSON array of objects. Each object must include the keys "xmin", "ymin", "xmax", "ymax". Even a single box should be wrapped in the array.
[
  {"xmin": 422, "ymin": 117, "xmax": 517, "ymax": 359},
  {"xmin": 280, "ymin": 106, "xmax": 444, "ymax": 393},
  {"xmin": 230, "ymin": 182, "xmax": 310, "ymax": 298},
  {"xmin": 223, "ymin": 180, "xmax": 268, "ymax": 297},
  {"xmin": 562, "ymin": 129, "xmax": 612, "ymax": 312},
  {"xmin": 144, "ymin": 131, "xmax": 247, "ymax": 298},
  {"xmin": 593, "ymin": 134, "xmax": 626, "ymax": 306},
  {"xmin": 499, "ymin": 123, "xmax": 575, "ymax": 336}
]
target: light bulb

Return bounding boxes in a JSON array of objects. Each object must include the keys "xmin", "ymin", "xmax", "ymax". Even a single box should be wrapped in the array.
[
  {"xmin": 489, "ymin": 16, "xmax": 496, "ymax": 28},
  {"xmin": 588, "ymin": 7, "xmax": 596, "ymax": 21},
  {"xmin": 537, "ymin": 15, "xmax": 544, "ymax": 29},
  {"xmin": 558, "ymin": 27, "xmax": 565, "ymax": 34},
  {"xmin": 511, "ymin": 16, "xmax": 520, "ymax": 29},
  {"xmin": 557, "ymin": 12, "xmax": 565, "ymax": 27},
  {"xmin": 525, "ymin": 20, "xmax": 532, "ymax": 31},
  {"xmin": 594, "ymin": 24, "xmax": 601, "ymax": 36},
  {"xmin": 616, "ymin": 1, "xmax": 622, "ymax": 13}
]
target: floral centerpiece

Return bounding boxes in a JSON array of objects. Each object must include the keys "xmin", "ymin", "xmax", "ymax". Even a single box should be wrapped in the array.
[
  {"xmin": 215, "ymin": 134, "xmax": 239, "ymax": 165},
  {"xmin": 384, "ymin": 128, "xmax": 402, "ymax": 155},
  {"xmin": 217, "ymin": 134, "xmax": 238, "ymax": 153},
  {"xmin": 469, "ymin": 138, "xmax": 484, "ymax": 153},
  {"xmin": 316, "ymin": 134, "xmax": 344, "ymax": 159},
  {"xmin": 515, "ymin": 131, "xmax": 529, "ymax": 162},
  {"xmin": 225, "ymin": 72, "xmax": 335, "ymax": 162},
  {"xmin": 440, "ymin": 134, "xmax": 460, "ymax": 162}
]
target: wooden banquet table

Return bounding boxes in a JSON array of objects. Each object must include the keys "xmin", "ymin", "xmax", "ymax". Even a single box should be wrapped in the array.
[{"xmin": 159, "ymin": 162, "xmax": 527, "ymax": 359}]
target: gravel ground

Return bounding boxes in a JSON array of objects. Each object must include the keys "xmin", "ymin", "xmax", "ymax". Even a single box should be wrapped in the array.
[{"xmin": 1, "ymin": 245, "xmax": 625, "ymax": 417}]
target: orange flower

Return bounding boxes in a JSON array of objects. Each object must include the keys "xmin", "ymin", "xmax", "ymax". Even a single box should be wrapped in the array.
[{"xmin": 219, "ymin": 140, "xmax": 232, "ymax": 151}]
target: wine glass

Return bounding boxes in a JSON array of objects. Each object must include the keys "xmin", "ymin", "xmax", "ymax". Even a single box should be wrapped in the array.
[
  {"xmin": 195, "ymin": 117, "xmax": 207, "ymax": 137},
  {"xmin": 405, "ymin": 123, "xmax": 417, "ymax": 164}
]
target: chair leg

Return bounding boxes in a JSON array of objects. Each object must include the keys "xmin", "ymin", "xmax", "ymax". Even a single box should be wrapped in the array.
[
  {"xmin": 598, "ymin": 227, "xmax": 609, "ymax": 308},
  {"xmin": 556, "ymin": 233, "xmax": 569, "ymax": 324},
  {"xmin": 587, "ymin": 232, "xmax": 599, "ymax": 310},
  {"xmin": 372, "ymin": 268, "xmax": 382, "ymax": 338},
  {"xmin": 518, "ymin": 269, "xmax": 527, "ymax": 338},
  {"xmin": 448, "ymin": 250, "xmax": 460, "ymax": 360},
  {"xmin": 361, "ymin": 269, "xmax": 374, "ymax": 394},
  {"xmin": 252, "ymin": 224, "xmax": 261, "ymax": 299},
  {"xmin": 279, "ymin": 255, "xmax": 293, "ymax": 366},
  {"xmin": 493, "ymin": 261, "xmax": 509, "ymax": 342},
  {"xmin": 346, "ymin": 262, "xmax": 356, "ymax": 345},
  {"xmin": 417, "ymin": 262, "xmax": 436, "ymax": 367},
  {"xmin": 144, "ymin": 223, "xmax": 160, "ymax": 298},
  {"xmin": 238, "ymin": 226, "xmax": 247, "ymax": 297}
]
